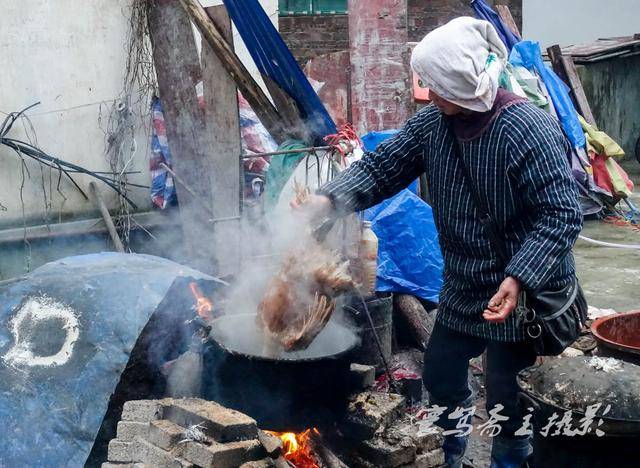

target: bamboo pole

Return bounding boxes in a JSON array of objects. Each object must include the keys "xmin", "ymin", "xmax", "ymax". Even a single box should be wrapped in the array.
[{"xmin": 88, "ymin": 182, "xmax": 125, "ymax": 253}]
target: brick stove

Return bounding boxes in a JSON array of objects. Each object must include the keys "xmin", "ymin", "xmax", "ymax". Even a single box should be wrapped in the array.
[{"xmin": 103, "ymin": 365, "xmax": 444, "ymax": 468}]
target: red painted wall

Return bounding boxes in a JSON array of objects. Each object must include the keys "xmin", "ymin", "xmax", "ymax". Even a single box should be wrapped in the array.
[{"xmin": 348, "ymin": 0, "xmax": 413, "ymax": 134}]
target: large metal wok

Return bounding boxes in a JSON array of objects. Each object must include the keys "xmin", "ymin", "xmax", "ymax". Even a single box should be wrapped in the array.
[{"xmin": 203, "ymin": 313, "xmax": 359, "ymax": 430}]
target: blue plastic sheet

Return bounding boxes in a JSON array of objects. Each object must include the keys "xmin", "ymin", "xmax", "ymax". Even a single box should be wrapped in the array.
[
  {"xmin": 0, "ymin": 253, "xmax": 218, "ymax": 466},
  {"xmin": 360, "ymin": 130, "xmax": 418, "ymax": 194},
  {"xmin": 471, "ymin": 0, "xmax": 520, "ymax": 52},
  {"xmin": 223, "ymin": 0, "xmax": 336, "ymax": 142},
  {"xmin": 510, "ymin": 41, "xmax": 586, "ymax": 149},
  {"xmin": 360, "ymin": 132, "xmax": 443, "ymax": 303}
]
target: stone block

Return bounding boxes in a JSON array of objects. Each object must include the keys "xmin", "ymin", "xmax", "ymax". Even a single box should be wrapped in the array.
[
  {"xmin": 412, "ymin": 449, "xmax": 445, "ymax": 468},
  {"xmin": 358, "ymin": 435, "xmax": 416, "ymax": 468},
  {"xmin": 350, "ymin": 363, "xmax": 376, "ymax": 390},
  {"xmin": 107, "ymin": 440, "xmax": 138, "ymax": 463},
  {"xmin": 257, "ymin": 430, "xmax": 283, "ymax": 458},
  {"xmin": 116, "ymin": 421, "xmax": 149, "ymax": 441},
  {"xmin": 146, "ymin": 419, "xmax": 185, "ymax": 450},
  {"xmin": 180, "ymin": 439, "xmax": 265, "ymax": 468},
  {"xmin": 342, "ymin": 392, "xmax": 406, "ymax": 440},
  {"xmin": 166, "ymin": 398, "xmax": 257, "ymax": 442},
  {"xmin": 121, "ymin": 399, "xmax": 166, "ymax": 422}
]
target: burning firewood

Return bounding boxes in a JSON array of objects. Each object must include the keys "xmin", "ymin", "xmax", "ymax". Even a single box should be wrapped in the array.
[{"xmin": 257, "ymin": 244, "xmax": 355, "ymax": 352}]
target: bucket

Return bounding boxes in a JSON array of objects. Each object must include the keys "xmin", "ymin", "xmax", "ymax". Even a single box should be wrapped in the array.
[
  {"xmin": 591, "ymin": 310, "xmax": 640, "ymax": 365},
  {"xmin": 345, "ymin": 293, "xmax": 393, "ymax": 373}
]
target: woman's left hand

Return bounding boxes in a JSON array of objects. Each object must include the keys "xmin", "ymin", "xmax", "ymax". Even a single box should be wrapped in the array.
[{"xmin": 483, "ymin": 276, "xmax": 521, "ymax": 323}]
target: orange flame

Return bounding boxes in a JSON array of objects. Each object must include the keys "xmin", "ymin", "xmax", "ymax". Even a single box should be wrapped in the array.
[
  {"xmin": 189, "ymin": 282, "xmax": 213, "ymax": 321},
  {"xmin": 266, "ymin": 428, "xmax": 320, "ymax": 468}
]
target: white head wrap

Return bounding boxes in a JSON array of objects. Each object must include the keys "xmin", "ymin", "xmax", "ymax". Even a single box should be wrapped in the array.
[{"xmin": 410, "ymin": 17, "xmax": 508, "ymax": 112}]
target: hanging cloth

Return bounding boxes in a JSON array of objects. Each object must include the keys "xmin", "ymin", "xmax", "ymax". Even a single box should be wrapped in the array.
[
  {"xmin": 222, "ymin": 0, "xmax": 336, "ymax": 143},
  {"xmin": 471, "ymin": 0, "xmax": 521, "ymax": 52}
]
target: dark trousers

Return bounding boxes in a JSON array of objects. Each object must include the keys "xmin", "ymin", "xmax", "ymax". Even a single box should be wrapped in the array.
[{"xmin": 423, "ymin": 322, "xmax": 537, "ymax": 438}]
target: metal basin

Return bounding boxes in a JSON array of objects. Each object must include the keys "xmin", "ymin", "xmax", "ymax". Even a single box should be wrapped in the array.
[{"xmin": 203, "ymin": 313, "xmax": 359, "ymax": 430}]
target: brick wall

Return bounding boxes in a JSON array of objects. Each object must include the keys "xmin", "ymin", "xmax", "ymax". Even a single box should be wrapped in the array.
[
  {"xmin": 280, "ymin": 2, "xmax": 523, "ymax": 65},
  {"xmin": 407, "ymin": 0, "xmax": 523, "ymax": 42},
  {"xmin": 279, "ymin": 14, "xmax": 349, "ymax": 66}
]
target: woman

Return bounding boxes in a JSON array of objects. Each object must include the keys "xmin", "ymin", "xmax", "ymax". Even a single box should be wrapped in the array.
[{"xmin": 296, "ymin": 17, "xmax": 583, "ymax": 467}]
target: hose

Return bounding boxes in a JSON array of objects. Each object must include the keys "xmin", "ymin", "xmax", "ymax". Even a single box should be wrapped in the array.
[{"xmin": 578, "ymin": 235, "xmax": 640, "ymax": 250}]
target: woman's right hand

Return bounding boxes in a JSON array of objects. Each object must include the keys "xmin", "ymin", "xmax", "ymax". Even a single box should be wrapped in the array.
[{"xmin": 290, "ymin": 193, "xmax": 333, "ymax": 219}]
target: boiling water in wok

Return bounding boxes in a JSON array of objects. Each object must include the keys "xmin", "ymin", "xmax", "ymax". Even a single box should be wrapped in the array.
[{"xmin": 210, "ymin": 313, "xmax": 358, "ymax": 361}]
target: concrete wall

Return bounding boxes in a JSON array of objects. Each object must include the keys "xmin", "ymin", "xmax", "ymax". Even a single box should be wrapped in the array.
[
  {"xmin": 0, "ymin": 0, "xmax": 151, "ymax": 228},
  {"xmin": 523, "ymin": 0, "xmax": 640, "ymax": 48},
  {"xmin": 0, "ymin": 0, "xmax": 277, "ymax": 229}
]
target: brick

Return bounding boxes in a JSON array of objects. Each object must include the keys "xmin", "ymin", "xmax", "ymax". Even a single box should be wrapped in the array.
[
  {"xmin": 121, "ymin": 399, "xmax": 166, "ymax": 422},
  {"xmin": 411, "ymin": 448, "xmax": 445, "ymax": 468},
  {"xmin": 107, "ymin": 440, "xmax": 139, "ymax": 463},
  {"xmin": 117, "ymin": 421, "xmax": 149, "ymax": 441},
  {"xmin": 166, "ymin": 398, "xmax": 257, "ymax": 442},
  {"xmin": 412, "ymin": 430, "xmax": 443, "ymax": 454},
  {"xmin": 239, "ymin": 459, "xmax": 277, "ymax": 468},
  {"xmin": 146, "ymin": 419, "xmax": 185, "ymax": 450},
  {"xmin": 135, "ymin": 437, "xmax": 184, "ymax": 468},
  {"xmin": 386, "ymin": 418, "xmax": 443, "ymax": 453},
  {"xmin": 100, "ymin": 464, "xmax": 148, "ymax": 468},
  {"xmin": 359, "ymin": 435, "xmax": 417, "ymax": 468},
  {"xmin": 257, "ymin": 430, "xmax": 283, "ymax": 458},
  {"xmin": 342, "ymin": 392, "xmax": 406, "ymax": 440},
  {"xmin": 179, "ymin": 439, "xmax": 265, "ymax": 468},
  {"xmin": 350, "ymin": 363, "xmax": 376, "ymax": 390},
  {"xmin": 274, "ymin": 456, "xmax": 292, "ymax": 468}
]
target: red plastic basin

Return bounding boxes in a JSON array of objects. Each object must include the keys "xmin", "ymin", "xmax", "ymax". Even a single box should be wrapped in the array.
[{"xmin": 592, "ymin": 310, "xmax": 640, "ymax": 364}]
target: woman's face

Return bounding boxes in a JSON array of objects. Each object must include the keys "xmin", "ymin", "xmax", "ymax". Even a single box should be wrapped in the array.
[{"xmin": 429, "ymin": 91, "xmax": 466, "ymax": 116}]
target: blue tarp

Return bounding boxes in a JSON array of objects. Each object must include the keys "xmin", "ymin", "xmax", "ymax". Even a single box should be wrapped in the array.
[
  {"xmin": 0, "ymin": 253, "xmax": 218, "ymax": 466},
  {"xmin": 360, "ymin": 132, "xmax": 443, "ymax": 303},
  {"xmin": 471, "ymin": 0, "xmax": 520, "ymax": 52},
  {"xmin": 222, "ymin": 0, "xmax": 336, "ymax": 142},
  {"xmin": 510, "ymin": 41, "xmax": 587, "ymax": 149}
]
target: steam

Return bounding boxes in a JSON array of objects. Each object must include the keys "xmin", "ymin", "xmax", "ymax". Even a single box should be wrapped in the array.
[{"xmin": 219, "ymin": 158, "xmax": 361, "ymax": 359}]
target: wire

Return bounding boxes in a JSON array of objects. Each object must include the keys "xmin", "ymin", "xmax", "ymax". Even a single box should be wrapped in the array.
[
  {"xmin": 1, "ymin": 103, "xmax": 139, "ymax": 209},
  {"xmin": 578, "ymin": 235, "xmax": 640, "ymax": 250}
]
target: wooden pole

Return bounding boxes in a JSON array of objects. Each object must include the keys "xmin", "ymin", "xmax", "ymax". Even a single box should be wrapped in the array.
[
  {"xmin": 494, "ymin": 5, "xmax": 521, "ymax": 38},
  {"xmin": 547, "ymin": 44, "xmax": 597, "ymax": 126},
  {"xmin": 393, "ymin": 294, "xmax": 435, "ymax": 350},
  {"xmin": 148, "ymin": 0, "xmax": 218, "ymax": 274},
  {"xmin": 178, "ymin": 0, "xmax": 287, "ymax": 143},
  {"xmin": 88, "ymin": 182, "xmax": 125, "ymax": 253},
  {"xmin": 202, "ymin": 5, "xmax": 243, "ymax": 275}
]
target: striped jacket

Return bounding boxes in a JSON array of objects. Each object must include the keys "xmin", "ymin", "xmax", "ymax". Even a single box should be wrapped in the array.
[{"xmin": 320, "ymin": 102, "xmax": 582, "ymax": 341}]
